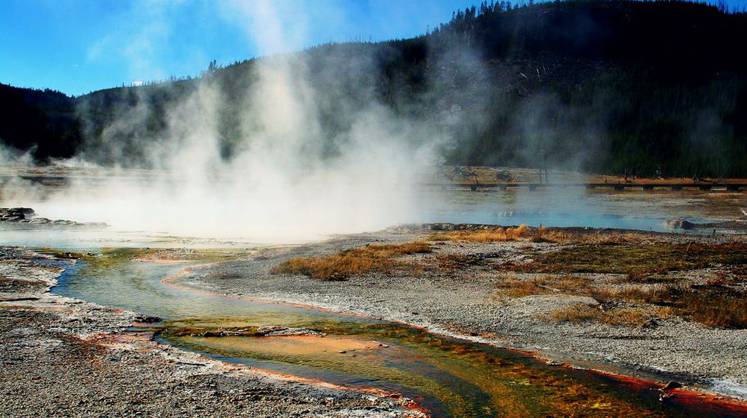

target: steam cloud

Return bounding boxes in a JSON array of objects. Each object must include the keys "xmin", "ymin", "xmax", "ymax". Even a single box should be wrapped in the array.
[{"xmin": 2, "ymin": 1, "xmax": 446, "ymax": 242}]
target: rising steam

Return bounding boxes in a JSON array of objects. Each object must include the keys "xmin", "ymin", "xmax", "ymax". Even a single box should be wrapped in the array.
[{"xmin": 2, "ymin": 1, "xmax": 444, "ymax": 242}]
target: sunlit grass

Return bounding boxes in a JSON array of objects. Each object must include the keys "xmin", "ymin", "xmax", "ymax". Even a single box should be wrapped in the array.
[
  {"xmin": 272, "ymin": 242, "xmax": 432, "ymax": 281},
  {"xmin": 512, "ymin": 242, "xmax": 747, "ymax": 275},
  {"xmin": 593, "ymin": 284, "xmax": 747, "ymax": 329},
  {"xmin": 496, "ymin": 272, "xmax": 747, "ymax": 329},
  {"xmin": 428, "ymin": 224, "xmax": 650, "ymax": 245},
  {"xmin": 430, "ymin": 224, "xmax": 531, "ymax": 242},
  {"xmin": 495, "ymin": 275, "xmax": 591, "ymax": 297}
]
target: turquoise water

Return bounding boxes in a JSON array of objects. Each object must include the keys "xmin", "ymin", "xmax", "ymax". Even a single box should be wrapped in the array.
[
  {"xmin": 419, "ymin": 188, "xmax": 740, "ymax": 232},
  {"xmin": 54, "ymin": 259, "xmax": 337, "ymax": 320}
]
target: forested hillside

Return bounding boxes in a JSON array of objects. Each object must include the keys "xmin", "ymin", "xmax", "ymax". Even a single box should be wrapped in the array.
[
  {"xmin": 2, "ymin": 0, "xmax": 746, "ymax": 177},
  {"xmin": 0, "ymin": 83, "xmax": 81, "ymax": 159}
]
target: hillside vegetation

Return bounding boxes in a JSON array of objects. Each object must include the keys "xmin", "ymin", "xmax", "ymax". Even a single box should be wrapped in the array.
[{"xmin": 1, "ymin": 0, "xmax": 746, "ymax": 177}]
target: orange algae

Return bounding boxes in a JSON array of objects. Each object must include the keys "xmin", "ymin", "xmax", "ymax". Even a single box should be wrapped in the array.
[{"xmin": 187, "ymin": 334, "xmax": 382, "ymax": 357}]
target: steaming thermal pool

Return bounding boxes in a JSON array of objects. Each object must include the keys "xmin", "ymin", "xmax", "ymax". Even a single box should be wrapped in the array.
[
  {"xmin": 2, "ymin": 187, "xmax": 745, "ymax": 249},
  {"xmin": 422, "ymin": 188, "xmax": 746, "ymax": 232}
]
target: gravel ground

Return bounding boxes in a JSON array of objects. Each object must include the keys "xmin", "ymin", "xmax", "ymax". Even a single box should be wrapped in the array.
[
  {"xmin": 184, "ymin": 227, "xmax": 747, "ymax": 401},
  {"xmin": 0, "ymin": 247, "xmax": 419, "ymax": 418}
]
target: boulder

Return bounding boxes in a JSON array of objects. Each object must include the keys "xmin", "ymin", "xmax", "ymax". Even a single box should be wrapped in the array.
[{"xmin": 666, "ymin": 218, "xmax": 696, "ymax": 230}]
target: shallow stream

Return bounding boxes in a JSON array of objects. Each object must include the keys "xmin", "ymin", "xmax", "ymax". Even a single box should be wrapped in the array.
[{"xmin": 52, "ymin": 251, "xmax": 747, "ymax": 417}]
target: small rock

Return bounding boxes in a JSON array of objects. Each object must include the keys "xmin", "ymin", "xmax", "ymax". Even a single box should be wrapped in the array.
[
  {"xmin": 134, "ymin": 315, "xmax": 161, "ymax": 324},
  {"xmin": 662, "ymin": 381, "xmax": 683, "ymax": 391},
  {"xmin": 666, "ymin": 218, "xmax": 696, "ymax": 230}
]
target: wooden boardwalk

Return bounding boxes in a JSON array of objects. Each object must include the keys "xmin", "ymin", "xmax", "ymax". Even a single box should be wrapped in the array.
[{"xmin": 437, "ymin": 182, "xmax": 747, "ymax": 192}]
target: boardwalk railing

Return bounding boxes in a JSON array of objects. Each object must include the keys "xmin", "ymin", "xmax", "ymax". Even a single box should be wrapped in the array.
[{"xmin": 431, "ymin": 182, "xmax": 747, "ymax": 192}]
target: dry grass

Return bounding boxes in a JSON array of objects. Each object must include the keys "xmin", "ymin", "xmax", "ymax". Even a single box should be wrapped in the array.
[
  {"xmin": 272, "ymin": 242, "xmax": 431, "ymax": 281},
  {"xmin": 496, "ymin": 273, "xmax": 747, "ymax": 329},
  {"xmin": 436, "ymin": 226, "xmax": 747, "ymax": 329},
  {"xmin": 496, "ymin": 275, "xmax": 591, "ymax": 297},
  {"xmin": 530, "ymin": 229, "xmax": 648, "ymax": 245},
  {"xmin": 513, "ymin": 242, "xmax": 747, "ymax": 276},
  {"xmin": 547, "ymin": 304, "xmax": 603, "ymax": 323},
  {"xmin": 430, "ymin": 225, "xmax": 531, "ymax": 242},
  {"xmin": 432, "ymin": 252, "xmax": 506, "ymax": 272},
  {"xmin": 588, "ymin": 285, "xmax": 671, "ymax": 305},
  {"xmin": 681, "ymin": 290, "xmax": 747, "ymax": 328},
  {"xmin": 600, "ymin": 307, "xmax": 653, "ymax": 326},
  {"xmin": 434, "ymin": 254, "xmax": 474, "ymax": 272},
  {"xmin": 589, "ymin": 284, "xmax": 747, "ymax": 329},
  {"xmin": 429, "ymin": 225, "xmax": 650, "ymax": 245}
]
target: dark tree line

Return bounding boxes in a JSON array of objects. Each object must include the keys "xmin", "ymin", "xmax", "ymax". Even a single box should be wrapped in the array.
[{"xmin": 0, "ymin": 83, "xmax": 81, "ymax": 161}]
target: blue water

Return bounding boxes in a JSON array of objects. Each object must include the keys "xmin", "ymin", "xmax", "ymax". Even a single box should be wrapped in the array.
[
  {"xmin": 3, "ymin": 187, "xmax": 741, "ymax": 250},
  {"xmin": 419, "ymin": 188, "xmax": 725, "ymax": 232}
]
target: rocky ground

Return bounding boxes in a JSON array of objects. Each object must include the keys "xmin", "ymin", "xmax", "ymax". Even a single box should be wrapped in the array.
[
  {"xmin": 0, "ymin": 247, "xmax": 419, "ymax": 417},
  {"xmin": 183, "ymin": 225, "xmax": 747, "ymax": 401}
]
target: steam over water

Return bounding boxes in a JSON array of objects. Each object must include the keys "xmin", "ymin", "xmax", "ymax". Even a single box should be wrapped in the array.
[{"xmin": 0, "ymin": 167, "xmax": 742, "ymax": 248}]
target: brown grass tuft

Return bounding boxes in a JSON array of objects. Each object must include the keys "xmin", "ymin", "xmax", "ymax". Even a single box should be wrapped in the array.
[
  {"xmin": 589, "ymin": 284, "xmax": 747, "ymax": 329},
  {"xmin": 498, "ymin": 273, "xmax": 747, "ymax": 329},
  {"xmin": 272, "ymin": 242, "xmax": 431, "ymax": 281},
  {"xmin": 429, "ymin": 225, "xmax": 651, "ymax": 245},
  {"xmin": 679, "ymin": 289, "xmax": 747, "ymax": 329},
  {"xmin": 525, "ymin": 227, "xmax": 651, "ymax": 245},
  {"xmin": 434, "ymin": 254, "xmax": 475, "ymax": 271},
  {"xmin": 430, "ymin": 225, "xmax": 531, "ymax": 242},
  {"xmin": 548, "ymin": 304, "xmax": 602, "ymax": 323},
  {"xmin": 512, "ymin": 242, "xmax": 747, "ymax": 277},
  {"xmin": 496, "ymin": 275, "xmax": 591, "ymax": 297}
]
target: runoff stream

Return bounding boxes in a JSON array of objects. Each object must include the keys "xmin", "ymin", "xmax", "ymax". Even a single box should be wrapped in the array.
[{"xmin": 51, "ymin": 248, "xmax": 747, "ymax": 417}]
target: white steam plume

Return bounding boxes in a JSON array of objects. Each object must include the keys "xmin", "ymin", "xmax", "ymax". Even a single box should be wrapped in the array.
[{"xmin": 6, "ymin": 1, "xmax": 444, "ymax": 242}]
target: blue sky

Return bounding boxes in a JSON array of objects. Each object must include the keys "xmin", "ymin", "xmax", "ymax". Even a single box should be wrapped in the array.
[
  {"xmin": 2, "ymin": 0, "xmax": 746, "ymax": 96},
  {"xmin": 1, "ymin": 0, "xmax": 477, "ymax": 96}
]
